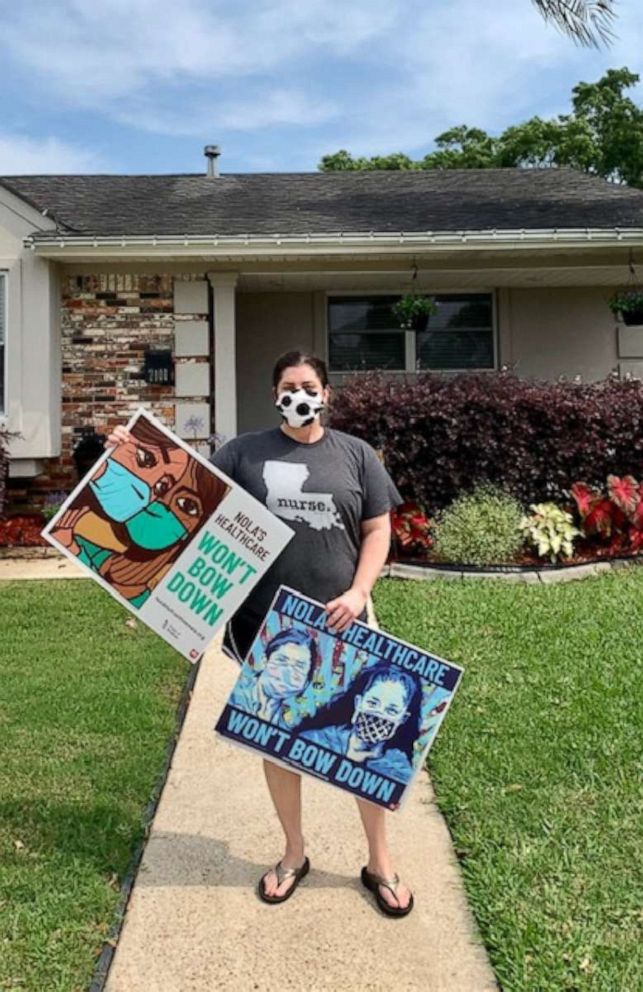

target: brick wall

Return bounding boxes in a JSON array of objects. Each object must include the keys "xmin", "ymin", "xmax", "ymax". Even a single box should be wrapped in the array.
[{"xmin": 6, "ymin": 271, "xmax": 208, "ymax": 513}]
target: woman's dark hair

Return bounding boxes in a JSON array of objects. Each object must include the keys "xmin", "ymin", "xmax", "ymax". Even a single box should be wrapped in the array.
[
  {"xmin": 264, "ymin": 627, "xmax": 318, "ymax": 686},
  {"xmin": 130, "ymin": 416, "xmax": 180, "ymax": 461},
  {"xmin": 297, "ymin": 662, "xmax": 421, "ymax": 763},
  {"xmin": 271, "ymin": 351, "xmax": 329, "ymax": 389}
]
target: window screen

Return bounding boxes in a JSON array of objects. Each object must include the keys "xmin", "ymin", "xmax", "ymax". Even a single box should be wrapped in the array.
[
  {"xmin": 416, "ymin": 294, "xmax": 494, "ymax": 370},
  {"xmin": 328, "ymin": 296, "xmax": 405, "ymax": 371},
  {"xmin": 328, "ymin": 293, "xmax": 494, "ymax": 372}
]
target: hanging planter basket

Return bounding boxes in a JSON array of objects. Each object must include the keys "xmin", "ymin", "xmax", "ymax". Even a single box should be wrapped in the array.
[
  {"xmin": 608, "ymin": 289, "xmax": 643, "ymax": 326},
  {"xmin": 391, "ymin": 294, "xmax": 438, "ymax": 332}
]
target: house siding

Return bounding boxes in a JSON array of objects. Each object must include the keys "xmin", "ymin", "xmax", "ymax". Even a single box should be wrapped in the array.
[{"xmin": 504, "ymin": 286, "xmax": 618, "ymax": 381}]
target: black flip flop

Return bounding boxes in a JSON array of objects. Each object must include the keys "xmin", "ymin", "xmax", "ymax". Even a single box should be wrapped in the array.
[
  {"xmin": 361, "ymin": 866, "xmax": 414, "ymax": 917},
  {"xmin": 258, "ymin": 857, "xmax": 310, "ymax": 904}
]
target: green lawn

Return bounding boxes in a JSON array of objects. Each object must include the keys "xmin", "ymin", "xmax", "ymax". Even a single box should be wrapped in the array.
[
  {"xmin": 0, "ymin": 580, "xmax": 190, "ymax": 992},
  {"xmin": 373, "ymin": 567, "xmax": 643, "ymax": 992}
]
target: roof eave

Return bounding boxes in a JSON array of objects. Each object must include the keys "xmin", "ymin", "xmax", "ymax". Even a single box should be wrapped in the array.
[{"xmin": 23, "ymin": 227, "xmax": 643, "ymax": 259}]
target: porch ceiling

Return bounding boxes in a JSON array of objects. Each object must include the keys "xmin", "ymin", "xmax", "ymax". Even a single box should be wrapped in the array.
[{"xmin": 236, "ymin": 264, "xmax": 634, "ymax": 290}]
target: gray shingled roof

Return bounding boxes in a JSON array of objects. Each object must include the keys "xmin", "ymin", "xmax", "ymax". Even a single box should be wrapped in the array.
[{"xmin": 3, "ymin": 168, "xmax": 643, "ymax": 239}]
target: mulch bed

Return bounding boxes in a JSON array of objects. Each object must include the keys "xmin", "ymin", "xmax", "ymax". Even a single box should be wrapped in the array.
[{"xmin": 0, "ymin": 514, "xmax": 49, "ymax": 548}]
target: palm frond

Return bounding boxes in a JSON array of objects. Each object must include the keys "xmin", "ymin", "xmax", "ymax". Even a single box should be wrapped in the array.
[{"xmin": 533, "ymin": 0, "xmax": 617, "ymax": 47}]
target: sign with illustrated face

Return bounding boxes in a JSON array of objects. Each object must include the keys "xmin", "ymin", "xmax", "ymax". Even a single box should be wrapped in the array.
[
  {"xmin": 215, "ymin": 586, "xmax": 463, "ymax": 810},
  {"xmin": 41, "ymin": 408, "xmax": 293, "ymax": 662}
]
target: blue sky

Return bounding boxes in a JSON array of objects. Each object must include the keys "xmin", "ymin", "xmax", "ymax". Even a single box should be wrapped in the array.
[{"xmin": 0, "ymin": 0, "xmax": 641, "ymax": 175}]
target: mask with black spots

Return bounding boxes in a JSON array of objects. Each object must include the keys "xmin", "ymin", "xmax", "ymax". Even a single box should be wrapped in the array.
[{"xmin": 275, "ymin": 388, "xmax": 325, "ymax": 428}]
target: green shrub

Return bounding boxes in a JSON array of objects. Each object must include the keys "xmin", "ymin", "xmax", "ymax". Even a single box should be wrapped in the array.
[{"xmin": 433, "ymin": 484, "xmax": 524, "ymax": 565}]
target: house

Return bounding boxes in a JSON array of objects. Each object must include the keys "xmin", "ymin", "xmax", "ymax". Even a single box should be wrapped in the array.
[{"xmin": 2, "ymin": 150, "xmax": 643, "ymax": 508}]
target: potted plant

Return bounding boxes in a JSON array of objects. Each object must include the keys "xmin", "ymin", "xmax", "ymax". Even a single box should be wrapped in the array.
[
  {"xmin": 391, "ymin": 294, "xmax": 437, "ymax": 332},
  {"xmin": 608, "ymin": 289, "xmax": 643, "ymax": 326}
]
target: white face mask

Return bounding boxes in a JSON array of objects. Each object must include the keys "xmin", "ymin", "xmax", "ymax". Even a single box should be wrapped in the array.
[{"xmin": 275, "ymin": 388, "xmax": 325, "ymax": 428}]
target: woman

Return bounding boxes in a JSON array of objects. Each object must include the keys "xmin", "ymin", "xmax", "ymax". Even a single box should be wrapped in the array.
[
  {"xmin": 297, "ymin": 662, "xmax": 421, "ymax": 785},
  {"xmin": 230, "ymin": 627, "xmax": 318, "ymax": 728},
  {"xmin": 107, "ymin": 349, "xmax": 413, "ymax": 917}
]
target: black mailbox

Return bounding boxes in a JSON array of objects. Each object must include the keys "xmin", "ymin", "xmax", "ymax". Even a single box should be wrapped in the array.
[{"xmin": 144, "ymin": 348, "xmax": 174, "ymax": 385}]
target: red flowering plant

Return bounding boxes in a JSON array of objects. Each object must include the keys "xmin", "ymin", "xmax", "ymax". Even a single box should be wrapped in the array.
[
  {"xmin": 390, "ymin": 502, "xmax": 434, "ymax": 561},
  {"xmin": 571, "ymin": 475, "xmax": 643, "ymax": 555}
]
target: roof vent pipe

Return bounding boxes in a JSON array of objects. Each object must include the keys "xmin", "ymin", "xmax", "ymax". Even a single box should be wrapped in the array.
[{"xmin": 204, "ymin": 145, "xmax": 221, "ymax": 178}]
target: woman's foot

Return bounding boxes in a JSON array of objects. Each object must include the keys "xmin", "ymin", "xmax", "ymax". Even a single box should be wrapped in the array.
[
  {"xmin": 365, "ymin": 860, "xmax": 413, "ymax": 913},
  {"xmin": 261, "ymin": 844, "xmax": 307, "ymax": 899}
]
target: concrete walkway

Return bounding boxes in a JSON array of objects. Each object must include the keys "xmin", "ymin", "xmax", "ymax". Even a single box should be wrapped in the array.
[
  {"xmin": 4, "ymin": 557, "xmax": 496, "ymax": 991},
  {"xmin": 104, "ymin": 635, "xmax": 496, "ymax": 992},
  {"xmin": 0, "ymin": 555, "xmax": 86, "ymax": 581}
]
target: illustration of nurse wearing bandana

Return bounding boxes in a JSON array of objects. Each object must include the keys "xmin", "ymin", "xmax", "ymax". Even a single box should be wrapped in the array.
[
  {"xmin": 51, "ymin": 417, "xmax": 229, "ymax": 607},
  {"xmin": 297, "ymin": 662, "xmax": 421, "ymax": 784}
]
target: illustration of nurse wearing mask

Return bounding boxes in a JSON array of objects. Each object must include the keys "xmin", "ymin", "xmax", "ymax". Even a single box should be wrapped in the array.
[
  {"xmin": 52, "ymin": 419, "xmax": 228, "ymax": 607},
  {"xmin": 297, "ymin": 664, "xmax": 420, "ymax": 784},
  {"xmin": 230, "ymin": 628, "xmax": 318, "ymax": 729}
]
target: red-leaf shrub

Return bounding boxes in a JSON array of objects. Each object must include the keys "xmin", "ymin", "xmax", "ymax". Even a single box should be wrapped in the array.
[
  {"xmin": 329, "ymin": 372, "xmax": 643, "ymax": 509},
  {"xmin": 571, "ymin": 475, "xmax": 643, "ymax": 552},
  {"xmin": 390, "ymin": 501, "xmax": 433, "ymax": 557}
]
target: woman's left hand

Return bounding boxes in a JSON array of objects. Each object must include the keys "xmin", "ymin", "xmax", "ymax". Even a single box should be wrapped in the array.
[{"xmin": 325, "ymin": 586, "xmax": 368, "ymax": 633}]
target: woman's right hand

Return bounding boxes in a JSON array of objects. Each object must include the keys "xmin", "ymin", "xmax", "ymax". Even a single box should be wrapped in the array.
[{"xmin": 105, "ymin": 424, "xmax": 133, "ymax": 448}]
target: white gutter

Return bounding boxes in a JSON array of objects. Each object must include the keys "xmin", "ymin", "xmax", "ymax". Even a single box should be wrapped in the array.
[{"xmin": 23, "ymin": 227, "xmax": 643, "ymax": 259}]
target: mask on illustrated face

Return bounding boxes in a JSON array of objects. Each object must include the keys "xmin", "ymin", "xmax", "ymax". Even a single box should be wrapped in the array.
[
  {"xmin": 354, "ymin": 711, "xmax": 399, "ymax": 746},
  {"xmin": 89, "ymin": 459, "xmax": 151, "ymax": 522},
  {"xmin": 275, "ymin": 388, "xmax": 325, "ymax": 428},
  {"xmin": 125, "ymin": 501, "xmax": 188, "ymax": 550}
]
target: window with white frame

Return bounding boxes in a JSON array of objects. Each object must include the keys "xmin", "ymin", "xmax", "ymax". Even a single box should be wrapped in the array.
[
  {"xmin": 327, "ymin": 293, "xmax": 495, "ymax": 372},
  {"xmin": 0, "ymin": 272, "xmax": 5, "ymax": 414}
]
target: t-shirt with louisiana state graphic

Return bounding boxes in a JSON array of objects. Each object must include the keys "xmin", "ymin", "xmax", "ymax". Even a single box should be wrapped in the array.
[{"xmin": 210, "ymin": 427, "xmax": 402, "ymax": 627}]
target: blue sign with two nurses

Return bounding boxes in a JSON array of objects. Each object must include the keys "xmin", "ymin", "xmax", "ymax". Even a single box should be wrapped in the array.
[{"xmin": 215, "ymin": 586, "xmax": 464, "ymax": 810}]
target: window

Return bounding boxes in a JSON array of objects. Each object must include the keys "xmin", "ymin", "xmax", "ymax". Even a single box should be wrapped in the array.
[
  {"xmin": 328, "ymin": 296, "xmax": 405, "ymax": 372},
  {"xmin": 0, "ymin": 272, "xmax": 5, "ymax": 414},
  {"xmin": 327, "ymin": 293, "xmax": 495, "ymax": 372}
]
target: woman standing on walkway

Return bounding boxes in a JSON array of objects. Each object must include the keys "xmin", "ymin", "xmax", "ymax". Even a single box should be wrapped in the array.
[{"xmin": 107, "ymin": 350, "xmax": 413, "ymax": 917}]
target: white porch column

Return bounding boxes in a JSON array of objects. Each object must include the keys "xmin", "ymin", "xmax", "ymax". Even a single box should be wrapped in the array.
[{"xmin": 207, "ymin": 271, "xmax": 238, "ymax": 441}]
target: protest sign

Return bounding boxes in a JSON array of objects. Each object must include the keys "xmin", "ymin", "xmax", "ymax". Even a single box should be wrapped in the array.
[
  {"xmin": 215, "ymin": 586, "xmax": 463, "ymax": 810},
  {"xmin": 41, "ymin": 408, "xmax": 293, "ymax": 662}
]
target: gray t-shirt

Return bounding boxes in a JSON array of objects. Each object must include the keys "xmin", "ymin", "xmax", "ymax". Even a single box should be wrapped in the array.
[{"xmin": 210, "ymin": 427, "xmax": 402, "ymax": 625}]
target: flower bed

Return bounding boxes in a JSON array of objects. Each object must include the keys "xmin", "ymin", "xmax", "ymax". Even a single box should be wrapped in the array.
[
  {"xmin": 390, "ymin": 474, "xmax": 643, "ymax": 572},
  {"xmin": 0, "ymin": 514, "xmax": 49, "ymax": 548}
]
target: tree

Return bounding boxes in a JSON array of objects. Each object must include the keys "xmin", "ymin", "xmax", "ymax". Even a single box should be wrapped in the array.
[
  {"xmin": 420, "ymin": 127, "xmax": 499, "ymax": 170},
  {"xmin": 533, "ymin": 1, "xmax": 616, "ymax": 48},
  {"xmin": 499, "ymin": 68, "xmax": 643, "ymax": 186},
  {"xmin": 318, "ymin": 68, "xmax": 643, "ymax": 188}
]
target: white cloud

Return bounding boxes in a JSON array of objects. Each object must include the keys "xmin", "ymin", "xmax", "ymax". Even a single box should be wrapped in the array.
[
  {"xmin": 0, "ymin": 133, "xmax": 109, "ymax": 174},
  {"xmin": 2, "ymin": 0, "xmax": 643, "ymax": 166},
  {"xmin": 310, "ymin": 1, "xmax": 581, "ymax": 156},
  {"xmin": 110, "ymin": 88, "xmax": 337, "ymax": 136},
  {"xmin": 305, "ymin": 0, "xmax": 643, "ymax": 158},
  {"xmin": 3, "ymin": 0, "xmax": 399, "ymax": 101}
]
